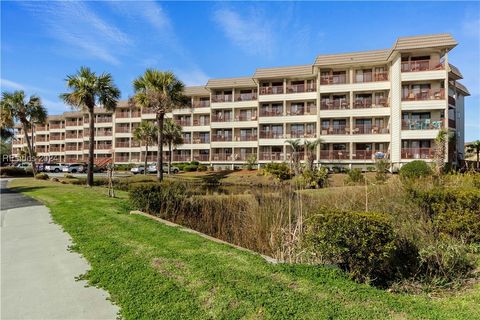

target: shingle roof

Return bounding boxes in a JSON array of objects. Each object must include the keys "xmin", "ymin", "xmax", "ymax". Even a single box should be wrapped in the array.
[
  {"xmin": 448, "ymin": 64, "xmax": 463, "ymax": 80},
  {"xmin": 206, "ymin": 77, "xmax": 256, "ymax": 88},
  {"xmin": 314, "ymin": 49, "xmax": 390, "ymax": 67},
  {"xmin": 63, "ymin": 111, "xmax": 83, "ymax": 117},
  {"xmin": 253, "ymin": 65, "xmax": 314, "ymax": 79},
  {"xmin": 454, "ymin": 82, "xmax": 470, "ymax": 96},
  {"xmin": 393, "ymin": 33, "xmax": 457, "ymax": 51},
  {"xmin": 184, "ymin": 86, "xmax": 209, "ymax": 96}
]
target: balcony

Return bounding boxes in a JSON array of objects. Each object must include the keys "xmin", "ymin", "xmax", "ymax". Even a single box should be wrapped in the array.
[
  {"xmin": 354, "ymin": 72, "xmax": 389, "ymax": 83},
  {"xmin": 402, "ymin": 89, "xmax": 445, "ymax": 101},
  {"xmin": 173, "ymin": 154, "xmax": 191, "ymax": 162},
  {"xmin": 66, "ymin": 121, "xmax": 79, "ymax": 126},
  {"xmin": 321, "ymin": 125, "xmax": 348, "ymax": 135},
  {"xmin": 182, "ymin": 137, "xmax": 192, "ymax": 144},
  {"xmin": 116, "ymin": 126, "xmax": 130, "ymax": 133},
  {"xmin": 192, "ymin": 100, "xmax": 210, "ymax": 108},
  {"xmin": 235, "ymin": 114, "xmax": 258, "ymax": 121},
  {"xmin": 115, "ymin": 141, "xmax": 130, "ymax": 148},
  {"xmin": 234, "ymin": 92, "xmax": 257, "ymax": 101},
  {"xmin": 142, "ymin": 107, "xmax": 156, "ymax": 114},
  {"xmin": 36, "ymin": 136, "xmax": 46, "ymax": 142},
  {"xmin": 320, "ymin": 150, "xmax": 350, "ymax": 160},
  {"xmin": 50, "ymin": 124, "xmax": 64, "ymax": 129},
  {"xmin": 259, "ymin": 131, "xmax": 284, "ymax": 139},
  {"xmin": 401, "ymin": 118, "xmax": 444, "ymax": 130},
  {"xmin": 97, "ymin": 131, "xmax": 113, "ymax": 137},
  {"xmin": 287, "ymin": 107, "xmax": 317, "ymax": 116},
  {"xmin": 352, "ymin": 150, "xmax": 373, "ymax": 160},
  {"xmin": 193, "ymin": 119, "xmax": 210, "ymax": 126},
  {"xmin": 259, "ymin": 109, "xmax": 283, "ymax": 117},
  {"xmin": 290, "ymin": 131, "xmax": 316, "ymax": 138},
  {"xmin": 211, "ymin": 135, "xmax": 233, "ymax": 142},
  {"xmin": 96, "ymin": 117, "xmax": 112, "ymax": 123},
  {"xmin": 259, "ymin": 152, "xmax": 284, "ymax": 161},
  {"xmin": 232, "ymin": 153, "xmax": 256, "ymax": 161},
  {"xmin": 116, "ymin": 111, "xmax": 130, "ymax": 118},
  {"xmin": 211, "ymin": 153, "xmax": 232, "ymax": 161},
  {"xmin": 235, "ymin": 134, "xmax": 257, "ymax": 142},
  {"xmin": 193, "ymin": 136, "xmax": 210, "ymax": 144},
  {"xmin": 36, "ymin": 126, "xmax": 48, "ymax": 131},
  {"xmin": 286, "ymin": 84, "xmax": 316, "ymax": 93},
  {"xmin": 193, "ymin": 154, "xmax": 209, "ymax": 161},
  {"xmin": 320, "ymin": 100, "xmax": 349, "ymax": 110},
  {"xmin": 211, "ymin": 115, "xmax": 232, "ymax": 122},
  {"xmin": 49, "ymin": 147, "xmax": 63, "ymax": 152},
  {"xmin": 401, "ymin": 148, "xmax": 433, "ymax": 159},
  {"xmin": 66, "ymin": 133, "xmax": 81, "ymax": 139},
  {"xmin": 353, "ymin": 98, "xmax": 388, "ymax": 109},
  {"xmin": 50, "ymin": 135, "xmax": 63, "ymax": 141},
  {"xmin": 115, "ymin": 156, "xmax": 130, "ymax": 162},
  {"xmin": 401, "ymin": 60, "xmax": 444, "ymax": 72},
  {"xmin": 259, "ymin": 86, "xmax": 284, "ymax": 95},
  {"xmin": 320, "ymin": 74, "xmax": 347, "ymax": 85},
  {"xmin": 65, "ymin": 145, "xmax": 79, "ymax": 151},
  {"xmin": 352, "ymin": 124, "xmax": 389, "ymax": 134},
  {"xmin": 175, "ymin": 119, "xmax": 191, "ymax": 127},
  {"xmin": 212, "ymin": 94, "xmax": 233, "ymax": 103},
  {"xmin": 97, "ymin": 144, "xmax": 112, "ymax": 150}
]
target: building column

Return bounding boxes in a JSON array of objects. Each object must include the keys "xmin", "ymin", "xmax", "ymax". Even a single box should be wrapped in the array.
[{"xmin": 389, "ymin": 53, "xmax": 402, "ymax": 168}]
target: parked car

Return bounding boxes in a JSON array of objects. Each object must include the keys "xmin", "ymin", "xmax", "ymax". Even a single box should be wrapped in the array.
[
  {"xmin": 130, "ymin": 165, "xmax": 146, "ymax": 175},
  {"xmin": 147, "ymin": 164, "xmax": 180, "ymax": 174},
  {"xmin": 45, "ymin": 163, "xmax": 65, "ymax": 173},
  {"xmin": 16, "ymin": 162, "xmax": 32, "ymax": 170},
  {"xmin": 62, "ymin": 163, "xmax": 86, "ymax": 174}
]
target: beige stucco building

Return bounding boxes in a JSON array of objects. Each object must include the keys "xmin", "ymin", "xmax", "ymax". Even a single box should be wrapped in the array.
[{"xmin": 11, "ymin": 33, "xmax": 470, "ymax": 169}]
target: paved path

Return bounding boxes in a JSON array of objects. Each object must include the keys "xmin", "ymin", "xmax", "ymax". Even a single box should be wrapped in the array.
[{"xmin": 1, "ymin": 179, "xmax": 119, "ymax": 319}]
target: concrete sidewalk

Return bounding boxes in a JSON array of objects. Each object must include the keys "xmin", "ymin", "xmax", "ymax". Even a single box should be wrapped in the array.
[{"xmin": 1, "ymin": 180, "xmax": 119, "ymax": 319}]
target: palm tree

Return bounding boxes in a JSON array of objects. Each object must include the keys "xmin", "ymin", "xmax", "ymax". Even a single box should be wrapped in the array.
[
  {"xmin": 131, "ymin": 70, "xmax": 187, "ymax": 181},
  {"xmin": 163, "ymin": 118, "xmax": 184, "ymax": 174},
  {"xmin": 1, "ymin": 90, "xmax": 47, "ymax": 175},
  {"xmin": 304, "ymin": 138, "xmax": 323, "ymax": 170},
  {"xmin": 466, "ymin": 140, "xmax": 480, "ymax": 169},
  {"xmin": 433, "ymin": 128, "xmax": 449, "ymax": 175},
  {"xmin": 60, "ymin": 67, "xmax": 120, "ymax": 187},
  {"xmin": 0, "ymin": 101, "xmax": 14, "ymax": 140},
  {"xmin": 285, "ymin": 138, "xmax": 302, "ymax": 175},
  {"xmin": 133, "ymin": 121, "xmax": 157, "ymax": 175}
]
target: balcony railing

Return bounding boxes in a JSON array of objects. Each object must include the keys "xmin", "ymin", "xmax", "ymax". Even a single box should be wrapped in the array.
[
  {"xmin": 354, "ymin": 72, "xmax": 388, "ymax": 83},
  {"xmin": 319, "ymin": 150, "xmax": 350, "ymax": 160},
  {"xmin": 192, "ymin": 100, "xmax": 210, "ymax": 108},
  {"xmin": 115, "ymin": 156, "xmax": 130, "ymax": 162},
  {"xmin": 115, "ymin": 142, "xmax": 130, "ymax": 148},
  {"xmin": 211, "ymin": 115, "xmax": 232, "ymax": 122},
  {"xmin": 321, "ymin": 125, "xmax": 348, "ymax": 135},
  {"xmin": 116, "ymin": 126, "xmax": 130, "ymax": 133},
  {"xmin": 287, "ymin": 107, "xmax": 317, "ymax": 116},
  {"xmin": 259, "ymin": 131, "xmax": 284, "ymax": 139},
  {"xmin": 235, "ymin": 114, "xmax": 258, "ymax": 121},
  {"xmin": 49, "ymin": 147, "xmax": 63, "ymax": 152},
  {"xmin": 320, "ymin": 100, "xmax": 350, "ymax": 110},
  {"xmin": 235, "ymin": 134, "xmax": 257, "ymax": 141},
  {"xmin": 192, "ymin": 136, "xmax": 210, "ymax": 144},
  {"xmin": 259, "ymin": 109, "xmax": 283, "ymax": 117},
  {"xmin": 131, "ymin": 111, "xmax": 141, "ymax": 117},
  {"xmin": 175, "ymin": 119, "xmax": 191, "ymax": 126},
  {"xmin": 290, "ymin": 131, "xmax": 316, "ymax": 138},
  {"xmin": 97, "ymin": 144, "xmax": 112, "ymax": 150},
  {"xmin": 211, "ymin": 135, "xmax": 233, "ymax": 142},
  {"xmin": 96, "ymin": 117, "xmax": 112, "ymax": 123},
  {"xmin": 401, "ymin": 60, "xmax": 444, "ymax": 72},
  {"xmin": 193, "ymin": 154, "xmax": 209, "ymax": 161},
  {"xmin": 259, "ymin": 86, "xmax": 284, "ymax": 95},
  {"xmin": 402, "ymin": 89, "xmax": 445, "ymax": 101},
  {"xmin": 401, "ymin": 118, "xmax": 444, "ymax": 130},
  {"xmin": 50, "ymin": 124, "xmax": 64, "ymax": 129},
  {"xmin": 259, "ymin": 152, "xmax": 284, "ymax": 161},
  {"xmin": 182, "ymin": 137, "xmax": 192, "ymax": 144},
  {"xmin": 232, "ymin": 153, "xmax": 256, "ymax": 161},
  {"xmin": 116, "ymin": 112, "xmax": 130, "ymax": 118},
  {"xmin": 193, "ymin": 119, "xmax": 210, "ymax": 126},
  {"xmin": 212, "ymin": 94, "xmax": 233, "ymax": 103},
  {"xmin": 66, "ymin": 121, "xmax": 78, "ymax": 126},
  {"xmin": 286, "ymin": 84, "xmax": 316, "ymax": 93},
  {"xmin": 142, "ymin": 107, "xmax": 156, "ymax": 114},
  {"xmin": 352, "ymin": 125, "xmax": 389, "ymax": 134},
  {"xmin": 50, "ymin": 135, "xmax": 63, "ymax": 140},
  {"xmin": 354, "ymin": 97, "xmax": 389, "ymax": 109},
  {"xmin": 97, "ymin": 131, "xmax": 113, "ymax": 136},
  {"xmin": 211, "ymin": 153, "xmax": 233, "ymax": 161},
  {"xmin": 320, "ymin": 74, "xmax": 347, "ymax": 85},
  {"xmin": 352, "ymin": 150, "xmax": 374, "ymax": 160},
  {"xmin": 36, "ymin": 136, "xmax": 46, "ymax": 142},
  {"xmin": 65, "ymin": 145, "xmax": 79, "ymax": 151},
  {"xmin": 36, "ymin": 126, "xmax": 48, "ymax": 131},
  {"xmin": 173, "ymin": 154, "xmax": 191, "ymax": 162},
  {"xmin": 234, "ymin": 92, "xmax": 257, "ymax": 101},
  {"xmin": 401, "ymin": 148, "xmax": 434, "ymax": 159}
]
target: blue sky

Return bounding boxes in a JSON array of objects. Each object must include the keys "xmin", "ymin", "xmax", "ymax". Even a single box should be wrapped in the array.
[{"xmin": 1, "ymin": 1, "xmax": 479, "ymax": 141}]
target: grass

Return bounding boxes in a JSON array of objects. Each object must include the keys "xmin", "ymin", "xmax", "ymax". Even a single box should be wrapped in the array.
[{"xmin": 8, "ymin": 178, "xmax": 480, "ymax": 319}]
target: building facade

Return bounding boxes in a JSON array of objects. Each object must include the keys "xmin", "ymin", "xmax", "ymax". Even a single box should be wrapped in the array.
[{"xmin": 11, "ymin": 34, "xmax": 470, "ymax": 169}]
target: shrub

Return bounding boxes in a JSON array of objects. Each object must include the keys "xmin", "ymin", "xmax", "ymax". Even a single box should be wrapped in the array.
[
  {"xmin": 115, "ymin": 163, "xmax": 136, "ymax": 171},
  {"xmin": 190, "ymin": 161, "xmax": 200, "ymax": 166},
  {"xmin": 399, "ymin": 160, "xmax": 432, "ymax": 179},
  {"xmin": 367, "ymin": 166, "xmax": 375, "ymax": 172},
  {"xmin": 344, "ymin": 168, "xmax": 364, "ymax": 185},
  {"xmin": 306, "ymin": 209, "xmax": 411, "ymax": 285},
  {"xmin": 296, "ymin": 167, "xmax": 329, "ymax": 189},
  {"xmin": 35, "ymin": 173, "xmax": 49, "ymax": 180},
  {"xmin": 129, "ymin": 180, "xmax": 187, "ymax": 216},
  {"xmin": 263, "ymin": 162, "xmax": 292, "ymax": 181},
  {"xmin": 63, "ymin": 174, "xmax": 75, "ymax": 179},
  {"xmin": 50, "ymin": 177, "xmax": 59, "ymax": 182},
  {"xmin": 246, "ymin": 155, "xmax": 257, "ymax": 171},
  {"xmin": 197, "ymin": 164, "xmax": 207, "ymax": 172},
  {"xmin": 0, "ymin": 166, "xmax": 30, "ymax": 177},
  {"xmin": 183, "ymin": 164, "xmax": 198, "ymax": 172},
  {"xmin": 375, "ymin": 159, "xmax": 389, "ymax": 182}
]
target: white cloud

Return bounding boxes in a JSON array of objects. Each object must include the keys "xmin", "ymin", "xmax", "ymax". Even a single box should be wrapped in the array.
[
  {"xmin": 213, "ymin": 8, "xmax": 274, "ymax": 57},
  {"xmin": 176, "ymin": 68, "xmax": 210, "ymax": 86},
  {"xmin": 0, "ymin": 78, "xmax": 25, "ymax": 90},
  {"xmin": 21, "ymin": 1, "xmax": 131, "ymax": 65},
  {"xmin": 42, "ymin": 98, "xmax": 70, "ymax": 115}
]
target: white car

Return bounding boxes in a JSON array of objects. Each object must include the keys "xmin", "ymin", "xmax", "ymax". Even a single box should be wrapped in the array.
[
  {"xmin": 147, "ymin": 164, "xmax": 180, "ymax": 174},
  {"xmin": 130, "ymin": 165, "xmax": 147, "ymax": 175},
  {"xmin": 16, "ymin": 162, "xmax": 32, "ymax": 170},
  {"xmin": 45, "ymin": 163, "xmax": 65, "ymax": 173}
]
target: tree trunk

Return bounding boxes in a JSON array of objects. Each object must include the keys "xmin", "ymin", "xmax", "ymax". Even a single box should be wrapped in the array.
[
  {"xmin": 168, "ymin": 141, "xmax": 172, "ymax": 175},
  {"xmin": 144, "ymin": 143, "xmax": 148, "ymax": 175},
  {"xmin": 87, "ymin": 109, "xmax": 95, "ymax": 187},
  {"xmin": 157, "ymin": 113, "xmax": 164, "ymax": 181},
  {"xmin": 22, "ymin": 123, "xmax": 36, "ymax": 176}
]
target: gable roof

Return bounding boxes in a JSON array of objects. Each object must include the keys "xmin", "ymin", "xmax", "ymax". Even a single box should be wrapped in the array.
[
  {"xmin": 392, "ymin": 33, "xmax": 457, "ymax": 51},
  {"xmin": 184, "ymin": 86, "xmax": 209, "ymax": 96},
  {"xmin": 253, "ymin": 65, "xmax": 314, "ymax": 79},
  {"xmin": 206, "ymin": 77, "xmax": 256, "ymax": 89},
  {"xmin": 314, "ymin": 49, "xmax": 390, "ymax": 67}
]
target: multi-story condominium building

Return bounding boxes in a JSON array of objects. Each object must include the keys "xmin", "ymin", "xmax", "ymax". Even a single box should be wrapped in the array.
[{"xmin": 11, "ymin": 34, "xmax": 470, "ymax": 169}]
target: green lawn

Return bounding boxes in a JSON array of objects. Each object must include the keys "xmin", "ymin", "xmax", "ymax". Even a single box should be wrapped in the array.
[{"xmin": 8, "ymin": 178, "xmax": 480, "ymax": 319}]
